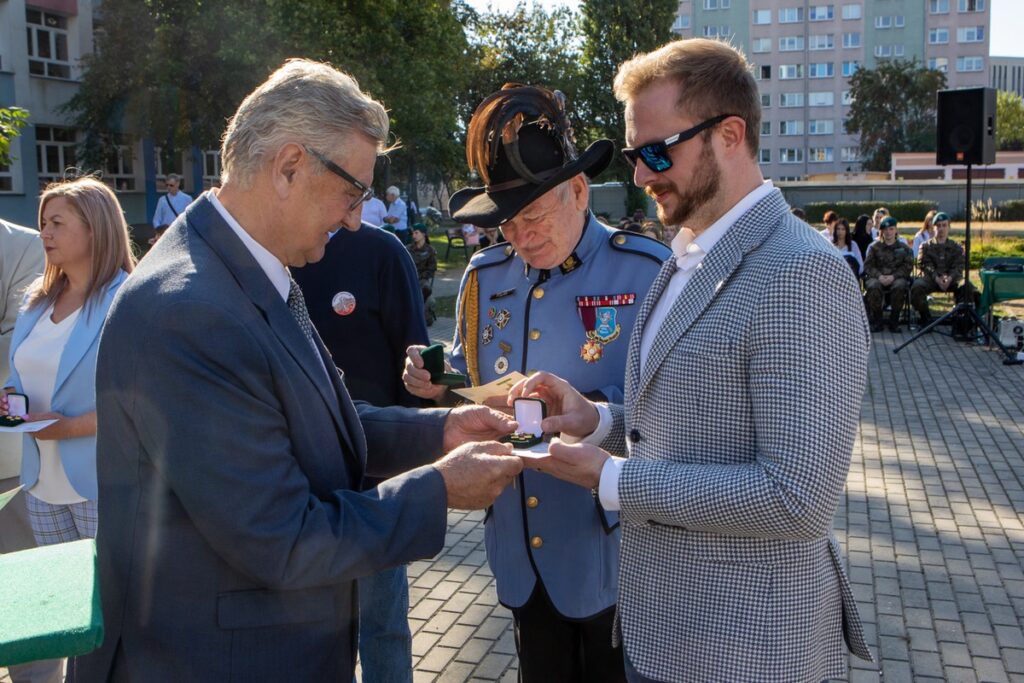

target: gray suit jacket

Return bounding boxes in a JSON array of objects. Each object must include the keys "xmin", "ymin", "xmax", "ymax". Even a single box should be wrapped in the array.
[
  {"xmin": 71, "ymin": 195, "xmax": 450, "ymax": 682},
  {"xmin": 601, "ymin": 189, "xmax": 874, "ymax": 682}
]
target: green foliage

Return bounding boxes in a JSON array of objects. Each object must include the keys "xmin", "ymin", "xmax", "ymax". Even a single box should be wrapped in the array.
[
  {"xmin": 998, "ymin": 200, "xmax": 1024, "ymax": 221},
  {"xmin": 970, "ymin": 238, "xmax": 1024, "ymax": 269},
  {"xmin": 845, "ymin": 59, "xmax": 947, "ymax": 172},
  {"xmin": 802, "ymin": 200, "xmax": 937, "ymax": 223},
  {"xmin": 996, "ymin": 90, "xmax": 1024, "ymax": 152},
  {"xmin": 0, "ymin": 107, "xmax": 30, "ymax": 167}
]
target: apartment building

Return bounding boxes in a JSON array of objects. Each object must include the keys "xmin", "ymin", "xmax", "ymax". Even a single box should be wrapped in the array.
[
  {"xmin": 672, "ymin": 0, "xmax": 992, "ymax": 179},
  {"xmin": 991, "ymin": 56, "xmax": 1024, "ymax": 98}
]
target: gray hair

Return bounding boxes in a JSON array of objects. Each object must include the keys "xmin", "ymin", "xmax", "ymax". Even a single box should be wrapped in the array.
[
  {"xmin": 165, "ymin": 173, "xmax": 181, "ymax": 183},
  {"xmin": 220, "ymin": 59, "xmax": 393, "ymax": 188}
]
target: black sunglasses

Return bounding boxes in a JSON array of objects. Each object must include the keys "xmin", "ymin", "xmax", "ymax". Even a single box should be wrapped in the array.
[
  {"xmin": 304, "ymin": 146, "xmax": 373, "ymax": 211},
  {"xmin": 621, "ymin": 114, "xmax": 734, "ymax": 173}
]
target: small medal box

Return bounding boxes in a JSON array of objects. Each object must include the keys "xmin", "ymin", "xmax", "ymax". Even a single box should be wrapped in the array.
[
  {"xmin": 420, "ymin": 343, "xmax": 469, "ymax": 387},
  {"xmin": 502, "ymin": 398, "xmax": 546, "ymax": 449},
  {"xmin": 0, "ymin": 394, "xmax": 28, "ymax": 428}
]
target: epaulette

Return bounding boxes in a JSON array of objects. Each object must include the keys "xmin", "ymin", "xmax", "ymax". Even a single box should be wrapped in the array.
[
  {"xmin": 466, "ymin": 241, "xmax": 516, "ymax": 272},
  {"xmin": 609, "ymin": 230, "xmax": 672, "ymax": 264}
]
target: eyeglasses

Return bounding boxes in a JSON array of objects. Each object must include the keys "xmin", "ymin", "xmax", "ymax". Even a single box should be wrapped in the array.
[
  {"xmin": 621, "ymin": 114, "xmax": 734, "ymax": 173},
  {"xmin": 304, "ymin": 146, "xmax": 373, "ymax": 211}
]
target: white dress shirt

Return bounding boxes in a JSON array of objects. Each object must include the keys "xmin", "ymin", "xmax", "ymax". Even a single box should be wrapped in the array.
[
  {"xmin": 592, "ymin": 180, "xmax": 776, "ymax": 511},
  {"xmin": 361, "ymin": 197, "xmax": 387, "ymax": 227}
]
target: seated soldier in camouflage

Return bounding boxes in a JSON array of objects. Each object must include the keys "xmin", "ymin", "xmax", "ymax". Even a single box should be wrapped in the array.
[
  {"xmin": 864, "ymin": 216, "xmax": 914, "ymax": 332},
  {"xmin": 910, "ymin": 212, "xmax": 975, "ymax": 326}
]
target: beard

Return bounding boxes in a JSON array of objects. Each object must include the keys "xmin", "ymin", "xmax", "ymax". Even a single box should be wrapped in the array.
[{"xmin": 645, "ymin": 138, "xmax": 721, "ymax": 227}]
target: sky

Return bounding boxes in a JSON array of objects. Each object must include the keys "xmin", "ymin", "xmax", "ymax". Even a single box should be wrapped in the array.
[{"xmin": 466, "ymin": 0, "xmax": 1024, "ymax": 58}]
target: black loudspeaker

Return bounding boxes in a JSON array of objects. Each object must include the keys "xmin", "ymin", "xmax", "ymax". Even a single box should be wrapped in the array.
[{"xmin": 936, "ymin": 87, "xmax": 996, "ymax": 166}]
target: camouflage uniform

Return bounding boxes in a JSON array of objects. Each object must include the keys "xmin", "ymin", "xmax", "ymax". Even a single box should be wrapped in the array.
[
  {"xmin": 910, "ymin": 238, "xmax": 974, "ymax": 321},
  {"xmin": 864, "ymin": 239, "xmax": 914, "ymax": 328}
]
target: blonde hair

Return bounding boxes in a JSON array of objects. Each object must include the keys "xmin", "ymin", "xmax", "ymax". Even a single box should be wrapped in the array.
[
  {"xmin": 918, "ymin": 209, "xmax": 938, "ymax": 236},
  {"xmin": 28, "ymin": 177, "xmax": 135, "ymax": 315},
  {"xmin": 614, "ymin": 38, "xmax": 761, "ymax": 157},
  {"xmin": 221, "ymin": 59, "xmax": 394, "ymax": 188}
]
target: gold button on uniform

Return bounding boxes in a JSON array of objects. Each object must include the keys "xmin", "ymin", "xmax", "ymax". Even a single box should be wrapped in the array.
[
  {"xmin": 533, "ymin": 287, "xmax": 545, "ymax": 299},
  {"xmin": 526, "ymin": 496, "xmax": 539, "ymax": 508},
  {"xmin": 531, "ymin": 536, "xmax": 543, "ymax": 548},
  {"xmin": 614, "ymin": 234, "xmax": 627, "ymax": 245},
  {"xmin": 529, "ymin": 329, "xmax": 541, "ymax": 341},
  {"xmin": 504, "ymin": 245, "xmax": 514, "ymax": 256}
]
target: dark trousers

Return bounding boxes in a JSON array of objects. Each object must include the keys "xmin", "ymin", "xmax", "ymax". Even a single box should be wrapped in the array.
[{"xmin": 511, "ymin": 583, "xmax": 625, "ymax": 683}]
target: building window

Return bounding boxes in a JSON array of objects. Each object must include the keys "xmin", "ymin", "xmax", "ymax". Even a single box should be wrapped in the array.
[
  {"xmin": 780, "ymin": 120, "xmax": 804, "ymax": 135},
  {"xmin": 779, "ymin": 36, "xmax": 805, "ymax": 51},
  {"xmin": 809, "ymin": 119, "xmax": 835, "ymax": 135},
  {"xmin": 841, "ymin": 146, "xmax": 860, "ymax": 162},
  {"xmin": 760, "ymin": 121, "xmax": 772, "ymax": 136},
  {"xmin": 753, "ymin": 9, "xmax": 772, "ymax": 24},
  {"xmin": 930, "ymin": 0, "xmax": 950, "ymax": 13},
  {"xmin": 810, "ymin": 34, "xmax": 835, "ymax": 50},
  {"xmin": 761, "ymin": 93, "xmax": 772, "ymax": 107},
  {"xmin": 957, "ymin": 56, "xmax": 984, "ymax": 72},
  {"xmin": 752, "ymin": 37, "xmax": 772, "ymax": 53},
  {"xmin": 843, "ymin": 32, "xmax": 861, "ymax": 48},
  {"xmin": 929, "ymin": 28, "xmax": 950, "ymax": 44},
  {"xmin": 841, "ymin": 90, "xmax": 853, "ymax": 105},
  {"xmin": 671, "ymin": 14, "xmax": 692, "ymax": 31},
  {"xmin": 842, "ymin": 60, "xmax": 860, "ymax": 76},
  {"xmin": 809, "ymin": 5, "xmax": 834, "ymax": 21},
  {"xmin": 35, "ymin": 126, "xmax": 77, "ymax": 186},
  {"xmin": 958, "ymin": 0, "xmax": 984, "ymax": 12},
  {"xmin": 703, "ymin": 25, "xmax": 731, "ymax": 38},
  {"xmin": 957, "ymin": 26, "xmax": 985, "ymax": 42},
  {"xmin": 103, "ymin": 137, "xmax": 136, "ymax": 191},
  {"xmin": 809, "ymin": 62, "xmax": 835, "ymax": 78},
  {"xmin": 874, "ymin": 15, "xmax": 892, "ymax": 29},
  {"xmin": 779, "ymin": 7, "xmax": 804, "ymax": 23},
  {"xmin": 780, "ymin": 148, "xmax": 804, "ymax": 163},
  {"xmin": 780, "ymin": 92, "xmax": 805, "ymax": 107},
  {"xmin": 808, "ymin": 147, "xmax": 835, "ymax": 162},
  {"xmin": 759, "ymin": 149, "xmax": 771, "ymax": 163},
  {"xmin": 894, "ymin": 15, "xmax": 905, "ymax": 27},
  {"xmin": 928, "ymin": 57, "xmax": 949, "ymax": 72},
  {"xmin": 0, "ymin": 162, "xmax": 13, "ymax": 193},
  {"xmin": 779, "ymin": 64, "xmax": 804, "ymax": 79},
  {"xmin": 26, "ymin": 9, "xmax": 71, "ymax": 79},
  {"xmin": 203, "ymin": 150, "xmax": 222, "ymax": 186},
  {"xmin": 842, "ymin": 3, "xmax": 862, "ymax": 19},
  {"xmin": 809, "ymin": 91, "xmax": 835, "ymax": 106},
  {"xmin": 874, "ymin": 44, "xmax": 904, "ymax": 58},
  {"xmin": 703, "ymin": 0, "xmax": 730, "ymax": 8}
]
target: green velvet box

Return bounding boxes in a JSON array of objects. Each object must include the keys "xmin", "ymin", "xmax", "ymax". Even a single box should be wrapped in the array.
[{"xmin": 0, "ymin": 539, "xmax": 104, "ymax": 666}]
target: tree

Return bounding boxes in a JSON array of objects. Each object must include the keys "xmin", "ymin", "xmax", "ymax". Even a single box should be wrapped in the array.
[
  {"xmin": 0, "ymin": 107, "xmax": 30, "ymax": 167},
  {"xmin": 845, "ymin": 59, "xmax": 947, "ymax": 172},
  {"xmin": 578, "ymin": 0, "xmax": 678, "ymax": 214},
  {"xmin": 996, "ymin": 90, "xmax": 1024, "ymax": 151}
]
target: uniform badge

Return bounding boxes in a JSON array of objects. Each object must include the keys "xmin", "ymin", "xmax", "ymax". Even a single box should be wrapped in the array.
[
  {"xmin": 488, "ymin": 307, "xmax": 497, "ymax": 319},
  {"xmin": 559, "ymin": 251, "xmax": 583, "ymax": 275},
  {"xmin": 495, "ymin": 309, "xmax": 511, "ymax": 330},
  {"xmin": 490, "ymin": 288, "xmax": 516, "ymax": 300},
  {"xmin": 494, "ymin": 356, "xmax": 510, "ymax": 375},
  {"xmin": 332, "ymin": 291, "xmax": 357, "ymax": 316},
  {"xmin": 498, "ymin": 341, "xmax": 512, "ymax": 354},
  {"xmin": 482, "ymin": 325, "xmax": 494, "ymax": 345},
  {"xmin": 580, "ymin": 340, "xmax": 604, "ymax": 363},
  {"xmin": 575, "ymin": 294, "xmax": 635, "ymax": 360}
]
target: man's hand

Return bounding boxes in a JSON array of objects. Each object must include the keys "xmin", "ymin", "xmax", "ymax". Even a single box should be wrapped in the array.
[
  {"xmin": 522, "ymin": 438, "xmax": 609, "ymax": 490},
  {"xmin": 403, "ymin": 345, "xmax": 448, "ymax": 400},
  {"xmin": 442, "ymin": 404, "xmax": 517, "ymax": 452},
  {"xmin": 435, "ymin": 441, "xmax": 523, "ymax": 510},
  {"xmin": 507, "ymin": 371, "xmax": 599, "ymax": 439}
]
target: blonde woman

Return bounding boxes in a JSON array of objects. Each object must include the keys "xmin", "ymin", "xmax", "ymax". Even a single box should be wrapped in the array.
[
  {"xmin": 912, "ymin": 209, "xmax": 939, "ymax": 258},
  {"xmin": 1, "ymin": 177, "xmax": 134, "ymax": 545}
]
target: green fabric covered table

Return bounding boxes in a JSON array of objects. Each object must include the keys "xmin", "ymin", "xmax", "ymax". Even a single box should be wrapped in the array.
[
  {"xmin": 0, "ymin": 539, "xmax": 104, "ymax": 666},
  {"xmin": 979, "ymin": 269, "xmax": 1024, "ymax": 321}
]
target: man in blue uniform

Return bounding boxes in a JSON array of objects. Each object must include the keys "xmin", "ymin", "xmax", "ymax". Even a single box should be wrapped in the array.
[{"xmin": 404, "ymin": 84, "xmax": 670, "ymax": 682}]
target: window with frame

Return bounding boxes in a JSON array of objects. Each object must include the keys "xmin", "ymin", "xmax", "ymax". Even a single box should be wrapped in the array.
[
  {"xmin": 779, "ymin": 7, "xmax": 804, "ymax": 23},
  {"xmin": 929, "ymin": 28, "xmax": 949, "ymax": 44},
  {"xmin": 842, "ymin": 60, "xmax": 860, "ymax": 76},
  {"xmin": 841, "ymin": 146, "xmax": 860, "ymax": 162},
  {"xmin": 809, "ymin": 5, "xmax": 834, "ymax": 21},
  {"xmin": 0, "ymin": 162, "xmax": 13, "ymax": 193},
  {"xmin": 780, "ymin": 120, "xmax": 804, "ymax": 135},
  {"xmin": 672, "ymin": 14, "xmax": 692, "ymax": 31},
  {"xmin": 895, "ymin": 15, "xmax": 905, "ymax": 27},
  {"xmin": 875, "ymin": 44, "xmax": 893, "ymax": 57},
  {"xmin": 875, "ymin": 15, "xmax": 892, "ymax": 28},
  {"xmin": 35, "ymin": 126, "xmax": 77, "ymax": 186},
  {"xmin": 779, "ymin": 36, "xmax": 805, "ymax": 51},
  {"xmin": 810, "ymin": 34, "xmax": 834, "ymax": 50},
  {"xmin": 703, "ymin": 0, "xmax": 718, "ymax": 8},
  {"xmin": 958, "ymin": 26, "xmax": 985, "ymax": 42},
  {"xmin": 103, "ymin": 137, "xmax": 136, "ymax": 191},
  {"xmin": 928, "ymin": 57, "xmax": 949, "ymax": 72},
  {"xmin": 809, "ymin": 119, "xmax": 835, "ymax": 135},
  {"xmin": 780, "ymin": 92, "xmax": 805, "ymax": 107},
  {"xmin": 779, "ymin": 64, "xmax": 804, "ymax": 79},
  {"xmin": 761, "ymin": 93, "xmax": 772, "ymax": 107},
  {"xmin": 843, "ymin": 32, "xmax": 861, "ymax": 47},
  {"xmin": 26, "ymin": 9, "xmax": 71, "ymax": 79},
  {"xmin": 759, "ymin": 149, "xmax": 771, "ymax": 163},
  {"xmin": 752, "ymin": 37, "xmax": 772, "ymax": 53},
  {"xmin": 809, "ymin": 62, "xmax": 835, "ymax": 78},
  {"xmin": 809, "ymin": 91, "xmax": 835, "ymax": 106},
  {"xmin": 930, "ymin": 0, "xmax": 950, "ymax": 13},
  {"xmin": 760, "ymin": 121, "xmax": 772, "ymax": 136},
  {"xmin": 842, "ymin": 3, "xmax": 861, "ymax": 19},
  {"xmin": 757, "ymin": 65, "xmax": 772, "ymax": 80},
  {"xmin": 808, "ymin": 147, "xmax": 834, "ymax": 162},
  {"xmin": 780, "ymin": 148, "xmax": 804, "ymax": 163},
  {"xmin": 957, "ymin": 56, "xmax": 984, "ymax": 72},
  {"xmin": 958, "ymin": 0, "xmax": 984, "ymax": 12},
  {"xmin": 841, "ymin": 90, "xmax": 853, "ymax": 105},
  {"xmin": 204, "ymin": 150, "xmax": 222, "ymax": 186},
  {"xmin": 753, "ymin": 9, "xmax": 772, "ymax": 24},
  {"xmin": 703, "ymin": 25, "xmax": 731, "ymax": 37}
]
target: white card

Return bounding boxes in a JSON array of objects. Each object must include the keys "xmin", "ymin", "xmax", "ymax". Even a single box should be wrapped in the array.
[
  {"xmin": 0, "ymin": 419, "xmax": 58, "ymax": 433},
  {"xmin": 513, "ymin": 443, "xmax": 549, "ymax": 459}
]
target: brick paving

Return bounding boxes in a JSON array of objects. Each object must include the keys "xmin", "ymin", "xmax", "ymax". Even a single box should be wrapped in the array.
[{"xmin": 4, "ymin": 321, "xmax": 1022, "ymax": 683}]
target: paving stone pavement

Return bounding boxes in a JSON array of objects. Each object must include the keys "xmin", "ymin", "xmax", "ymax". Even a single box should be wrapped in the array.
[{"xmin": 4, "ymin": 323, "xmax": 1022, "ymax": 683}]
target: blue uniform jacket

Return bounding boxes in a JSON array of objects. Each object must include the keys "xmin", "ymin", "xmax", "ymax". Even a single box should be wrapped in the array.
[{"xmin": 451, "ymin": 214, "xmax": 670, "ymax": 618}]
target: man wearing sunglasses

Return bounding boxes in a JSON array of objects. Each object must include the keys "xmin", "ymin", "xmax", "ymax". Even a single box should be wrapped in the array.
[{"xmin": 504, "ymin": 39, "xmax": 875, "ymax": 683}]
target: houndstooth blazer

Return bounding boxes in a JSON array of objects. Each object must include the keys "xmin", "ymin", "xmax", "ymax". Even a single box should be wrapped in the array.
[{"xmin": 599, "ymin": 188, "xmax": 876, "ymax": 683}]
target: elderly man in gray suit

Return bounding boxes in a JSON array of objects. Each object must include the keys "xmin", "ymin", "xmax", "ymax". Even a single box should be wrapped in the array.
[
  {"xmin": 69, "ymin": 60, "xmax": 523, "ymax": 683},
  {"xmin": 510, "ymin": 38, "xmax": 875, "ymax": 683}
]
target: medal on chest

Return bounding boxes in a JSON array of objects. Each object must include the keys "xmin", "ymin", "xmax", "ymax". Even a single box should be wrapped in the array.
[
  {"xmin": 576, "ymin": 293, "xmax": 635, "ymax": 363},
  {"xmin": 332, "ymin": 291, "xmax": 357, "ymax": 316}
]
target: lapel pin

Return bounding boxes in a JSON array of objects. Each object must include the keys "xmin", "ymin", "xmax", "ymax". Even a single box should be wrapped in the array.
[{"xmin": 332, "ymin": 291, "xmax": 356, "ymax": 316}]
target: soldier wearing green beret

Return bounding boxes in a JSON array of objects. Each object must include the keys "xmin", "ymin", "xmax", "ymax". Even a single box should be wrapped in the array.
[
  {"xmin": 910, "ymin": 212, "xmax": 975, "ymax": 326},
  {"xmin": 864, "ymin": 216, "xmax": 914, "ymax": 332}
]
